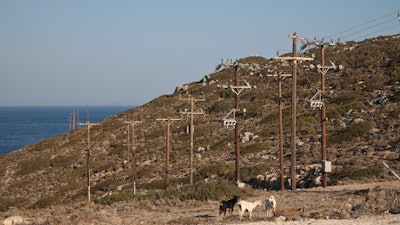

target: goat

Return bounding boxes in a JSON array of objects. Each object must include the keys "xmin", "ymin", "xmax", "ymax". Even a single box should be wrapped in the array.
[
  {"xmin": 235, "ymin": 180, "xmax": 246, "ymax": 188},
  {"xmin": 219, "ymin": 195, "xmax": 239, "ymax": 216},
  {"xmin": 265, "ymin": 195, "xmax": 277, "ymax": 217},
  {"xmin": 237, "ymin": 199, "xmax": 262, "ymax": 220},
  {"xmin": 3, "ymin": 216, "xmax": 24, "ymax": 225}
]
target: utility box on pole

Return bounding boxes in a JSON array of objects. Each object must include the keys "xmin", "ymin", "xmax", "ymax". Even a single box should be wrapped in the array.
[{"xmin": 322, "ymin": 160, "xmax": 332, "ymax": 173}]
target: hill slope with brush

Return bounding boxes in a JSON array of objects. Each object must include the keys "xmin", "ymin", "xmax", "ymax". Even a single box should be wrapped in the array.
[{"xmin": 0, "ymin": 34, "xmax": 399, "ymax": 214}]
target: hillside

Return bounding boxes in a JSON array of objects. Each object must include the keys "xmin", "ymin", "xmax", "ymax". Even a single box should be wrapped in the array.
[{"xmin": 0, "ymin": 33, "xmax": 399, "ymax": 215}]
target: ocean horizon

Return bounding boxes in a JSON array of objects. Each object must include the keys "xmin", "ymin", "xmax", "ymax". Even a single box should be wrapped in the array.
[{"xmin": 0, "ymin": 106, "xmax": 132, "ymax": 155}]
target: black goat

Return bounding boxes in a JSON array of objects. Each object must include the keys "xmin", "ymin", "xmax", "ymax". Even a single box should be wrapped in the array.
[{"xmin": 219, "ymin": 195, "xmax": 239, "ymax": 216}]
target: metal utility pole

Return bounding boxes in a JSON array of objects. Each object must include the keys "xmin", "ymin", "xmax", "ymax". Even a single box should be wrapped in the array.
[
  {"xmin": 180, "ymin": 96, "xmax": 204, "ymax": 185},
  {"xmin": 273, "ymin": 32, "xmax": 313, "ymax": 190},
  {"xmin": 156, "ymin": 118, "xmax": 181, "ymax": 191},
  {"xmin": 267, "ymin": 73, "xmax": 291, "ymax": 191}
]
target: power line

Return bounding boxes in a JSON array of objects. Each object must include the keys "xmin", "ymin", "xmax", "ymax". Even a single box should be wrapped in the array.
[
  {"xmin": 340, "ymin": 17, "xmax": 395, "ymax": 40},
  {"xmin": 326, "ymin": 10, "xmax": 398, "ymax": 40},
  {"xmin": 353, "ymin": 23, "xmax": 400, "ymax": 41}
]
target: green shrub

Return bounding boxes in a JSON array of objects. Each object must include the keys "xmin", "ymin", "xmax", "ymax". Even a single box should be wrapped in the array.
[
  {"xmin": 330, "ymin": 166, "xmax": 384, "ymax": 185},
  {"xmin": 92, "ymin": 177, "xmax": 119, "ymax": 192},
  {"xmin": 137, "ymin": 165, "xmax": 158, "ymax": 179},
  {"xmin": 328, "ymin": 121, "xmax": 372, "ymax": 144},
  {"xmin": 241, "ymin": 142, "xmax": 269, "ymax": 155},
  {"xmin": 49, "ymin": 153, "xmax": 81, "ymax": 168},
  {"xmin": 108, "ymin": 144, "xmax": 126, "ymax": 156},
  {"xmin": 95, "ymin": 192, "xmax": 134, "ymax": 205},
  {"xmin": 32, "ymin": 195, "xmax": 58, "ymax": 208},
  {"xmin": 241, "ymin": 164, "xmax": 270, "ymax": 182},
  {"xmin": 17, "ymin": 157, "xmax": 48, "ymax": 176},
  {"xmin": 180, "ymin": 180, "xmax": 241, "ymax": 201},
  {"xmin": 194, "ymin": 163, "xmax": 234, "ymax": 181}
]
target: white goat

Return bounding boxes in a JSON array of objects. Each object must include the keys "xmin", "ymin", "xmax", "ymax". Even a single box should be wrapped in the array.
[
  {"xmin": 3, "ymin": 216, "xmax": 24, "ymax": 225},
  {"xmin": 235, "ymin": 180, "xmax": 246, "ymax": 188},
  {"xmin": 237, "ymin": 199, "xmax": 262, "ymax": 220},
  {"xmin": 265, "ymin": 195, "xmax": 277, "ymax": 217}
]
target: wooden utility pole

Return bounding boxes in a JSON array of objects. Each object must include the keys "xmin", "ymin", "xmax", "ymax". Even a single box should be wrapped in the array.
[
  {"xmin": 290, "ymin": 34, "xmax": 298, "ymax": 191},
  {"xmin": 273, "ymin": 32, "xmax": 313, "ymax": 190},
  {"xmin": 156, "ymin": 118, "xmax": 181, "ymax": 191},
  {"xmin": 267, "ymin": 73, "xmax": 291, "ymax": 191},
  {"xmin": 309, "ymin": 40, "xmax": 340, "ymax": 188},
  {"xmin": 230, "ymin": 64, "xmax": 252, "ymax": 182},
  {"xmin": 234, "ymin": 65, "xmax": 241, "ymax": 182},
  {"xmin": 127, "ymin": 121, "xmax": 141, "ymax": 195},
  {"xmin": 320, "ymin": 44, "xmax": 327, "ymax": 188},
  {"xmin": 217, "ymin": 61, "xmax": 251, "ymax": 182},
  {"xmin": 180, "ymin": 96, "xmax": 204, "ymax": 185},
  {"xmin": 85, "ymin": 122, "xmax": 99, "ymax": 202},
  {"xmin": 86, "ymin": 124, "xmax": 91, "ymax": 202}
]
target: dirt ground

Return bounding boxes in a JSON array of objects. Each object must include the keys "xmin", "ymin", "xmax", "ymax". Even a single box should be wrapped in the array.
[{"xmin": 2, "ymin": 180, "xmax": 400, "ymax": 225}]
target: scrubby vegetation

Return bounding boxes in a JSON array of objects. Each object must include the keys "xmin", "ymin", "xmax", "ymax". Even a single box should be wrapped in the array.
[{"xmin": 0, "ymin": 34, "xmax": 399, "ymax": 210}]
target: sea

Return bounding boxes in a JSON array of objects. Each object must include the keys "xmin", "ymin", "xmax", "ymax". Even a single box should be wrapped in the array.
[{"xmin": 0, "ymin": 106, "xmax": 132, "ymax": 156}]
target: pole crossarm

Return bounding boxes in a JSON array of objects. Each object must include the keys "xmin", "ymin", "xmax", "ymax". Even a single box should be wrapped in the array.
[
  {"xmin": 156, "ymin": 118, "xmax": 182, "ymax": 122},
  {"xmin": 230, "ymin": 79, "xmax": 252, "ymax": 95},
  {"xmin": 316, "ymin": 61, "xmax": 339, "ymax": 74},
  {"xmin": 272, "ymin": 56, "xmax": 314, "ymax": 61},
  {"xmin": 267, "ymin": 73, "xmax": 292, "ymax": 78}
]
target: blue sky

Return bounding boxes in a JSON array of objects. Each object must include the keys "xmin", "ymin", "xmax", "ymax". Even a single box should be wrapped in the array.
[{"xmin": 0, "ymin": 1, "xmax": 399, "ymax": 106}]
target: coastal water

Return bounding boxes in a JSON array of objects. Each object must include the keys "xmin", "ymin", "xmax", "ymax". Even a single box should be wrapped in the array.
[{"xmin": 0, "ymin": 106, "xmax": 132, "ymax": 155}]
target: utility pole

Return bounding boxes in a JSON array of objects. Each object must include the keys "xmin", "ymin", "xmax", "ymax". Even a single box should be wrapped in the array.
[
  {"xmin": 267, "ymin": 73, "xmax": 291, "ymax": 191},
  {"xmin": 83, "ymin": 105, "xmax": 100, "ymax": 202},
  {"xmin": 217, "ymin": 61, "xmax": 252, "ymax": 182},
  {"xmin": 156, "ymin": 118, "xmax": 181, "ymax": 191},
  {"xmin": 69, "ymin": 112, "xmax": 76, "ymax": 131},
  {"xmin": 85, "ymin": 121, "xmax": 99, "ymax": 202},
  {"xmin": 126, "ymin": 121, "xmax": 141, "ymax": 194},
  {"xmin": 131, "ymin": 121, "xmax": 140, "ymax": 195},
  {"xmin": 273, "ymin": 33, "xmax": 313, "ymax": 190},
  {"xmin": 308, "ymin": 39, "xmax": 341, "ymax": 188},
  {"xmin": 180, "ymin": 96, "xmax": 204, "ymax": 185},
  {"xmin": 231, "ymin": 64, "xmax": 252, "ymax": 182},
  {"xmin": 234, "ymin": 65, "xmax": 241, "ymax": 182},
  {"xmin": 320, "ymin": 43, "xmax": 328, "ymax": 188}
]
